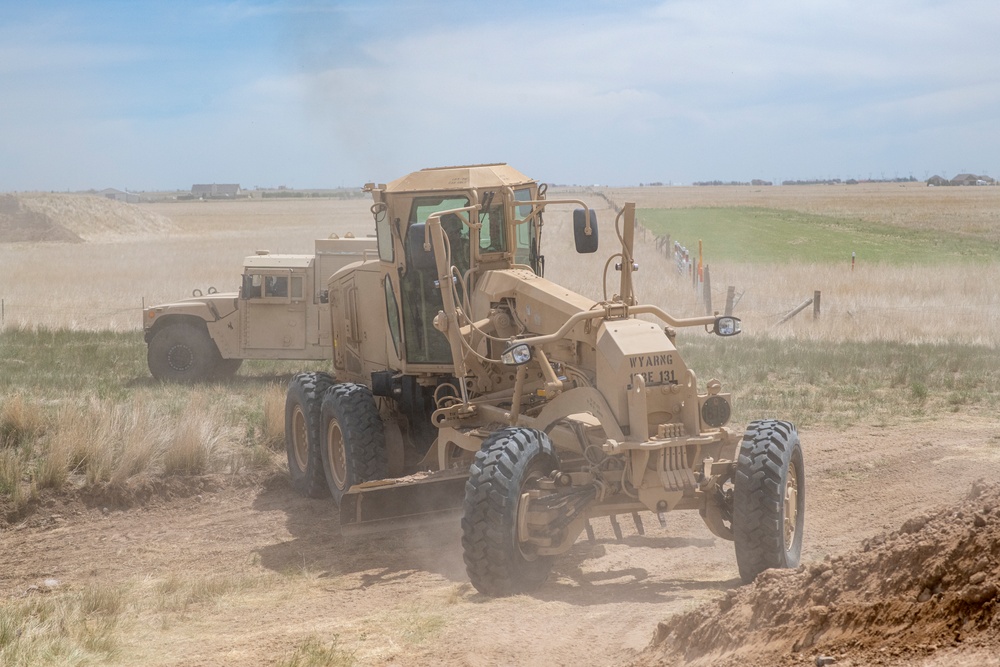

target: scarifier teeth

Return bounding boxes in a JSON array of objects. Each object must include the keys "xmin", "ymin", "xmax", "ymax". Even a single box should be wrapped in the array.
[
  {"xmin": 657, "ymin": 512, "xmax": 667, "ymax": 528},
  {"xmin": 632, "ymin": 512, "xmax": 645, "ymax": 536},
  {"xmin": 610, "ymin": 514, "xmax": 623, "ymax": 541}
]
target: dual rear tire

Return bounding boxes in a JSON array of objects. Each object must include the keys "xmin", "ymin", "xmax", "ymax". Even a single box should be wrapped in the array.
[{"xmin": 284, "ymin": 376, "xmax": 388, "ymax": 503}]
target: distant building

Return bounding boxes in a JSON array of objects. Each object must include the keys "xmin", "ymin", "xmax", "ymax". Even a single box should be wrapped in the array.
[
  {"xmin": 949, "ymin": 173, "xmax": 994, "ymax": 186},
  {"xmin": 926, "ymin": 175, "xmax": 948, "ymax": 186},
  {"xmin": 192, "ymin": 183, "xmax": 242, "ymax": 198},
  {"xmin": 99, "ymin": 188, "xmax": 139, "ymax": 203}
]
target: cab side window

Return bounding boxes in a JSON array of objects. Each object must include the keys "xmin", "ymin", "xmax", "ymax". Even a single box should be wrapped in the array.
[
  {"xmin": 479, "ymin": 205, "xmax": 507, "ymax": 254},
  {"xmin": 265, "ymin": 276, "xmax": 288, "ymax": 298}
]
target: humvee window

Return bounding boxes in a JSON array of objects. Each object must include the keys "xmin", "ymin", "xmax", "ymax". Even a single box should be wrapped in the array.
[{"xmin": 265, "ymin": 276, "xmax": 288, "ymax": 298}]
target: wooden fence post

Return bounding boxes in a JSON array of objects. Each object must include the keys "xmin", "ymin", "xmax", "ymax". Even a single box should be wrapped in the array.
[
  {"xmin": 725, "ymin": 286, "xmax": 735, "ymax": 316},
  {"xmin": 813, "ymin": 290, "xmax": 821, "ymax": 319}
]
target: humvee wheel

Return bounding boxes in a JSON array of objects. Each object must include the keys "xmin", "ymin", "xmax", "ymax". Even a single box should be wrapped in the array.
[
  {"xmin": 147, "ymin": 322, "xmax": 219, "ymax": 383},
  {"xmin": 461, "ymin": 427, "xmax": 559, "ymax": 597},
  {"xmin": 319, "ymin": 383, "xmax": 388, "ymax": 505},
  {"xmin": 284, "ymin": 372, "xmax": 334, "ymax": 498},
  {"xmin": 212, "ymin": 358, "xmax": 243, "ymax": 379},
  {"xmin": 733, "ymin": 420, "xmax": 805, "ymax": 583}
]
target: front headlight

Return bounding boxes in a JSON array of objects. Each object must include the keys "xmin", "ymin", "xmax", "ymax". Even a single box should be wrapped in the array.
[{"xmin": 500, "ymin": 342, "xmax": 532, "ymax": 366}]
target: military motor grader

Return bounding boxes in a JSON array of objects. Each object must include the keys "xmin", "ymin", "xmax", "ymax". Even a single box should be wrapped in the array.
[{"xmin": 284, "ymin": 164, "xmax": 804, "ymax": 596}]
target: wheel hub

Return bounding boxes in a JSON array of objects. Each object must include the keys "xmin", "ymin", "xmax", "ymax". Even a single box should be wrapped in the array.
[
  {"xmin": 783, "ymin": 465, "xmax": 800, "ymax": 550},
  {"xmin": 166, "ymin": 344, "xmax": 194, "ymax": 371},
  {"xmin": 291, "ymin": 407, "xmax": 308, "ymax": 471},
  {"xmin": 327, "ymin": 420, "xmax": 347, "ymax": 490}
]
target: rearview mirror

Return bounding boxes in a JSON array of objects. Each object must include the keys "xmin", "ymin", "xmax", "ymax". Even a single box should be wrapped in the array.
[
  {"xmin": 406, "ymin": 223, "xmax": 437, "ymax": 271},
  {"xmin": 573, "ymin": 209, "xmax": 599, "ymax": 254},
  {"xmin": 713, "ymin": 316, "xmax": 742, "ymax": 336}
]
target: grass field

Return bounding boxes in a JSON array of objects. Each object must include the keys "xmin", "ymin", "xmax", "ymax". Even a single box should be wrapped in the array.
[{"xmin": 638, "ymin": 207, "xmax": 1000, "ymax": 264}]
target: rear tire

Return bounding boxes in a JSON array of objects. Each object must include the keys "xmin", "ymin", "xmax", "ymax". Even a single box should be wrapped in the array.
[
  {"xmin": 733, "ymin": 419, "xmax": 804, "ymax": 583},
  {"xmin": 461, "ymin": 427, "xmax": 559, "ymax": 597},
  {"xmin": 285, "ymin": 372, "xmax": 334, "ymax": 498},
  {"xmin": 147, "ymin": 322, "xmax": 219, "ymax": 383},
  {"xmin": 319, "ymin": 383, "xmax": 388, "ymax": 505}
]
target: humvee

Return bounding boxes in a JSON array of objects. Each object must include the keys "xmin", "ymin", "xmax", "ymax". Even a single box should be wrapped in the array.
[{"xmin": 143, "ymin": 235, "xmax": 376, "ymax": 382}]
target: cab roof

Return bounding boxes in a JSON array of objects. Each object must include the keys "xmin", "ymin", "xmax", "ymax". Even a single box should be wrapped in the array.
[
  {"xmin": 243, "ymin": 254, "xmax": 313, "ymax": 269},
  {"xmin": 384, "ymin": 163, "xmax": 535, "ymax": 194}
]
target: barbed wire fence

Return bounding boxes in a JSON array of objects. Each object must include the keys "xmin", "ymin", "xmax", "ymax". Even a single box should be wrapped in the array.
[
  {"xmin": 0, "ymin": 298, "xmax": 146, "ymax": 331},
  {"xmin": 592, "ymin": 188, "xmax": 822, "ymax": 324}
]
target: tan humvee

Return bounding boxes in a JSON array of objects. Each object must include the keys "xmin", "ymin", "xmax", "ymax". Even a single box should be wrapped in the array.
[{"xmin": 143, "ymin": 236, "xmax": 376, "ymax": 382}]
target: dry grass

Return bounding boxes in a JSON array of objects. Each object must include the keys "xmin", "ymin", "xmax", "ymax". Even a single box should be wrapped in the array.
[
  {"xmin": 0, "ymin": 392, "xmax": 259, "ymax": 507},
  {"xmin": 0, "ymin": 394, "xmax": 46, "ymax": 448},
  {"xmin": 262, "ymin": 384, "xmax": 289, "ymax": 450},
  {"xmin": 0, "ymin": 581, "xmax": 129, "ymax": 665},
  {"xmin": 0, "ymin": 572, "xmax": 296, "ymax": 667}
]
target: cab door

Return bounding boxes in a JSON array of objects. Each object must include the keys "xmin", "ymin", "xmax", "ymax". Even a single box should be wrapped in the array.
[{"xmin": 240, "ymin": 270, "xmax": 308, "ymax": 351}]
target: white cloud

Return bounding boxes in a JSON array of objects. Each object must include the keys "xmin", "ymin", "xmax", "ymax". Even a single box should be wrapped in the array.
[{"xmin": 1, "ymin": 0, "xmax": 999, "ymax": 189}]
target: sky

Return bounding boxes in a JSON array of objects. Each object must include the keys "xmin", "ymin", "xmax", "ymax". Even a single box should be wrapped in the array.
[{"xmin": 1, "ymin": 0, "xmax": 999, "ymax": 191}]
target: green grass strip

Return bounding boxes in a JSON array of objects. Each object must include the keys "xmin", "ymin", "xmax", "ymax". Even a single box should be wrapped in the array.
[{"xmin": 639, "ymin": 207, "xmax": 1000, "ymax": 264}]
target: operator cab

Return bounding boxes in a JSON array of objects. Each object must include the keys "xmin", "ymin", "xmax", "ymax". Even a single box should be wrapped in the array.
[{"xmin": 364, "ymin": 164, "xmax": 544, "ymax": 368}]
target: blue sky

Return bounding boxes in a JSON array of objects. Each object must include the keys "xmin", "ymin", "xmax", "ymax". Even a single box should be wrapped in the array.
[{"xmin": 1, "ymin": 0, "xmax": 998, "ymax": 191}]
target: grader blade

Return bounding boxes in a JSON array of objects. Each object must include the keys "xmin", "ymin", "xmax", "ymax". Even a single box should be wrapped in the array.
[{"xmin": 338, "ymin": 469, "xmax": 469, "ymax": 537}]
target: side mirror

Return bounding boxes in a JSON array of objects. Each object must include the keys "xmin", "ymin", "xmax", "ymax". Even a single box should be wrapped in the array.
[
  {"xmin": 713, "ymin": 316, "xmax": 742, "ymax": 336},
  {"xmin": 500, "ymin": 342, "xmax": 533, "ymax": 366},
  {"xmin": 406, "ymin": 223, "xmax": 437, "ymax": 271},
  {"xmin": 573, "ymin": 209, "xmax": 599, "ymax": 254}
]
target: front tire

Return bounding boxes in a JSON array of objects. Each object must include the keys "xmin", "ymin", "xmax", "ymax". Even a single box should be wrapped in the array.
[
  {"xmin": 285, "ymin": 372, "xmax": 334, "ymax": 498},
  {"xmin": 147, "ymin": 322, "xmax": 219, "ymax": 383},
  {"xmin": 733, "ymin": 420, "xmax": 805, "ymax": 583},
  {"xmin": 461, "ymin": 427, "xmax": 559, "ymax": 597},
  {"xmin": 319, "ymin": 383, "xmax": 388, "ymax": 505}
]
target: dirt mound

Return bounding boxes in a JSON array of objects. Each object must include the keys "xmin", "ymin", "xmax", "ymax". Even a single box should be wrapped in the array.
[
  {"xmin": 0, "ymin": 193, "xmax": 175, "ymax": 243},
  {"xmin": 0, "ymin": 194, "xmax": 83, "ymax": 242},
  {"xmin": 634, "ymin": 480, "xmax": 1000, "ymax": 667}
]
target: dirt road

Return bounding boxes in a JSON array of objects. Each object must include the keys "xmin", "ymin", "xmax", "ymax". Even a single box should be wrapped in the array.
[{"xmin": 2, "ymin": 418, "xmax": 997, "ymax": 666}]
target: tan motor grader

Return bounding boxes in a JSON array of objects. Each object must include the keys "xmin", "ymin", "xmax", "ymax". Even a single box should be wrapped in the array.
[{"xmin": 284, "ymin": 164, "xmax": 804, "ymax": 596}]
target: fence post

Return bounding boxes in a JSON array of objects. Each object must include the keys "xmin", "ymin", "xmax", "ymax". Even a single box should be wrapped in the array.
[
  {"xmin": 813, "ymin": 290, "xmax": 821, "ymax": 319},
  {"xmin": 778, "ymin": 296, "xmax": 814, "ymax": 324},
  {"xmin": 725, "ymin": 286, "xmax": 735, "ymax": 316},
  {"xmin": 703, "ymin": 265, "xmax": 712, "ymax": 314}
]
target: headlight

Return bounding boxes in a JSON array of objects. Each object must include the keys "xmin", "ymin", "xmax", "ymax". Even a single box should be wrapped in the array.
[
  {"xmin": 500, "ymin": 343, "xmax": 532, "ymax": 366},
  {"xmin": 701, "ymin": 395, "xmax": 731, "ymax": 428}
]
